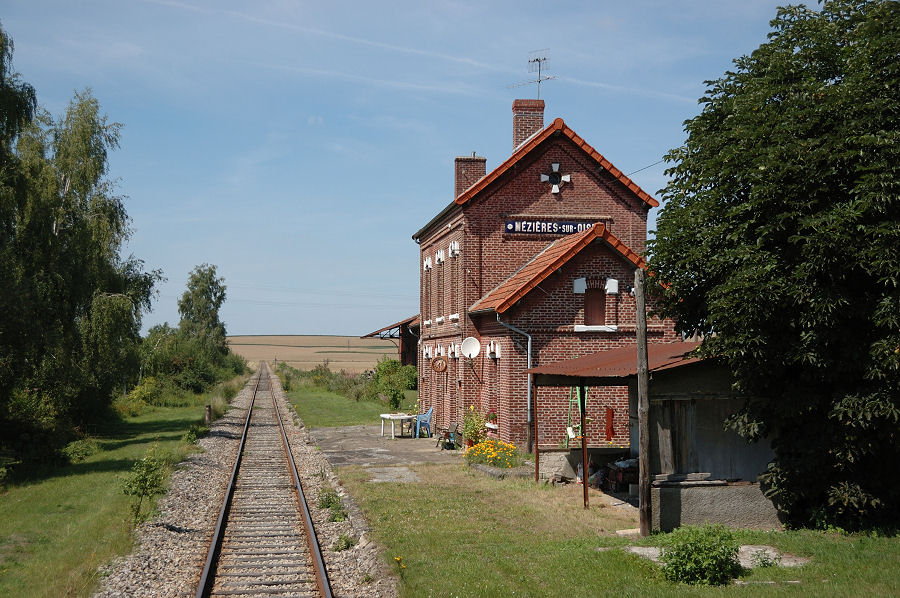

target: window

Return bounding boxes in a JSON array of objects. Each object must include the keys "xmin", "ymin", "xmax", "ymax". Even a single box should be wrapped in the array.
[{"xmin": 585, "ymin": 287, "xmax": 606, "ymax": 325}]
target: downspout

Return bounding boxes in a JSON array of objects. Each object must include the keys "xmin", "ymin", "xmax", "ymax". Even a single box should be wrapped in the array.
[{"xmin": 496, "ymin": 312, "xmax": 533, "ymax": 453}]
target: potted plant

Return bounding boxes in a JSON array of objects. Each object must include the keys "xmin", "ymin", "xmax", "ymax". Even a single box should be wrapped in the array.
[
  {"xmin": 462, "ymin": 406, "xmax": 486, "ymax": 447},
  {"xmin": 486, "ymin": 409, "xmax": 497, "ymax": 424}
]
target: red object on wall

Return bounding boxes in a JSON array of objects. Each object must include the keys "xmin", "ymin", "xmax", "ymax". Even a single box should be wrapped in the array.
[{"xmin": 605, "ymin": 407, "xmax": 614, "ymax": 441}]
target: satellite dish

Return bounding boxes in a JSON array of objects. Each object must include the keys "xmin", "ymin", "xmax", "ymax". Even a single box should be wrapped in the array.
[{"xmin": 460, "ymin": 337, "xmax": 481, "ymax": 359}]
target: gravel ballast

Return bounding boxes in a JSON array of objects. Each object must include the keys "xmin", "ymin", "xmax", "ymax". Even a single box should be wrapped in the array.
[{"xmin": 93, "ymin": 367, "xmax": 396, "ymax": 597}]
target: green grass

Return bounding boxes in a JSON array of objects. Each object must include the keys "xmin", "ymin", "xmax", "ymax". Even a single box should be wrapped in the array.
[
  {"xmin": 339, "ymin": 463, "xmax": 900, "ymax": 597},
  {"xmin": 0, "ymin": 404, "xmax": 213, "ymax": 597},
  {"xmin": 287, "ymin": 385, "xmax": 389, "ymax": 427}
]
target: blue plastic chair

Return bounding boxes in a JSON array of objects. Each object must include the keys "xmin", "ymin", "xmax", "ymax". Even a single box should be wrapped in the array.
[{"xmin": 415, "ymin": 406, "xmax": 433, "ymax": 438}]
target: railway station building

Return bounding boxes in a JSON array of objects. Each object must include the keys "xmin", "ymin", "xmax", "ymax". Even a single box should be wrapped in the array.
[{"xmin": 413, "ymin": 99, "xmax": 678, "ymax": 453}]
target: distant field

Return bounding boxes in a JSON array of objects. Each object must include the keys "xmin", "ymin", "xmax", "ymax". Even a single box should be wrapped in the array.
[{"xmin": 227, "ymin": 335, "xmax": 397, "ymax": 373}]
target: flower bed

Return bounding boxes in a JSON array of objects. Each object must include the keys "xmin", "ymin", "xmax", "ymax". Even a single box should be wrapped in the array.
[{"xmin": 464, "ymin": 439, "xmax": 525, "ymax": 469}]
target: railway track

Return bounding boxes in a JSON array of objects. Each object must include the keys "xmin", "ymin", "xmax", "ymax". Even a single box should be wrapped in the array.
[{"xmin": 196, "ymin": 363, "xmax": 333, "ymax": 598}]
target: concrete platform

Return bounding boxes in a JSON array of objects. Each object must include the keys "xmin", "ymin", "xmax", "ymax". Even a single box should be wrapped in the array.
[{"xmin": 308, "ymin": 424, "xmax": 464, "ymax": 468}]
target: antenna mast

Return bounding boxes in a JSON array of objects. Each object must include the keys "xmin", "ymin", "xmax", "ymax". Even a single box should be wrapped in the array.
[{"xmin": 509, "ymin": 49, "xmax": 556, "ymax": 99}]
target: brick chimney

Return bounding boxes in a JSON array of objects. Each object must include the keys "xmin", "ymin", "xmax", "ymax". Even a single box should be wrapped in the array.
[
  {"xmin": 454, "ymin": 152, "xmax": 486, "ymax": 198},
  {"xmin": 512, "ymin": 99, "xmax": 545, "ymax": 150}
]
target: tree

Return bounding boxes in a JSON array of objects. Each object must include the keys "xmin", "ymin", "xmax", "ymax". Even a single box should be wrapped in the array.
[
  {"xmin": 178, "ymin": 263, "xmax": 227, "ymax": 358},
  {"xmin": 0, "ymin": 22, "xmax": 37, "ymax": 417},
  {"xmin": 0, "ymin": 23, "xmax": 159, "ymax": 463},
  {"xmin": 647, "ymin": 0, "xmax": 899, "ymax": 529},
  {"xmin": 137, "ymin": 266, "xmax": 244, "ymax": 394}
]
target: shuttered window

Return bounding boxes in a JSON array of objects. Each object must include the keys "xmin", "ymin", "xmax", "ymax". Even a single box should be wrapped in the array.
[{"xmin": 585, "ymin": 287, "xmax": 606, "ymax": 325}]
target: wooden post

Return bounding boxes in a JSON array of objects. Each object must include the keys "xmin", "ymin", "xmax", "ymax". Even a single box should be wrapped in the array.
[
  {"xmin": 580, "ymin": 381, "xmax": 588, "ymax": 509},
  {"xmin": 635, "ymin": 268, "xmax": 651, "ymax": 537},
  {"xmin": 205, "ymin": 404, "xmax": 212, "ymax": 426},
  {"xmin": 532, "ymin": 376, "xmax": 540, "ymax": 483}
]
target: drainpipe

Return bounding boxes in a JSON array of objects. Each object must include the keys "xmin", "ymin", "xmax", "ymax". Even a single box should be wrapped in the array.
[{"xmin": 496, "ymin": 313, "xmax": 533, "ymax": 453}]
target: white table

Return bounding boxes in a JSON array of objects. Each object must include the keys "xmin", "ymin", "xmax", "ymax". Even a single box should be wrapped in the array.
[{"xmin": 380, "ymin": 413, "xmax": 417, "ymax": 439}]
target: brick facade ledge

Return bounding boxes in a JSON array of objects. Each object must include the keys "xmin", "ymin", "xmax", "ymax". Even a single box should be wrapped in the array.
[
  {"xmin": 574, "ymin": 324, "xmax": 618, "ymax": 333},
  {"xmin": 520, "ymin": 325, "xmax": 674, "ymax": 334},
  {"xmin": 536, "ymin": 444, "xmax": 630, "ymax": 452}
]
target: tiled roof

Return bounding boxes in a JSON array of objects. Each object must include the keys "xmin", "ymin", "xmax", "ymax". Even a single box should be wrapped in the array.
[
  {"xmin": 455, "ymin": 118, "xmax": 659, "ymax": 208},
  {"xmin": 412, "ymin": 117, "xmax": 659, "ymax": 241},
  {"xmin": 469, "ymin": 223, "xmax": 645, "ymax": 315},
  {"xmin": 527, "ymin": 341, "xmax": 703, "ymax": 381}
]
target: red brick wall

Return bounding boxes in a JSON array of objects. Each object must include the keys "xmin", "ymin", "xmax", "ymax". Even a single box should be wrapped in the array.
[
  {"xmin": 512, "ymin": 99, "xmax": 545, "ymax": 149},
  {"xmin": 465, "ymin": 242, "xmax": 678, "ymax": 448},
  {"xmin": 415, "ymin": 121, "xmax": 672, "ymax": 449},
  {"xmin": 455, "ymin": 155, "xmax": 487, "ymax": 198},
  {"xmin": 469, "ymin": 139, "xmax": 651, "ymax": 297}
]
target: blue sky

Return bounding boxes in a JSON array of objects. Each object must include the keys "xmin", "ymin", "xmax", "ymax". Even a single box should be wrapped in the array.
[{"xmin": 4, "ymin": 0, "xmax": 790, "ymax": 336}]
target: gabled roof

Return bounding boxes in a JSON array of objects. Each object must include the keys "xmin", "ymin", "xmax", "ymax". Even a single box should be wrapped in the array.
[
  {"xmin": 469, "ymin": 223, "xmax": 645, "ymax": 315},
  {"xmin": 455, "ymin": 118, "xmax": 659, "ymax": 208},
  {"xmin": 412, "ymin": 117, "xmax": 658, "ymax": 241},
  {"xmin": 527, "ymin": 341, "xmax": 703, "ymax": 385}
]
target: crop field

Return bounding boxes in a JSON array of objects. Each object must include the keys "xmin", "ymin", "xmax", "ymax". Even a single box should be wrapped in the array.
[{"xmin": 226, "ymin": 335, "xmax": 397, "ymax": 373}]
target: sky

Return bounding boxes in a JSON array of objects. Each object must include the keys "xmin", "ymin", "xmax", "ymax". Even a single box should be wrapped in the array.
[{"xmin": 3, "ymin": 0, "xmax": 792, "ymax": 336}]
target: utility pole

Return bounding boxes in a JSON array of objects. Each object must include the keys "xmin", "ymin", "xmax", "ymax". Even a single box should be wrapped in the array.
[{"xmin": 635, "ymin": 268, "xmax": 651, "ymax": 536}]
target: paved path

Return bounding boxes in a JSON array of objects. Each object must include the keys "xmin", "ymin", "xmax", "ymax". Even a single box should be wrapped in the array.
[{"xmin": 308, "ymin": 424, "xmax": 463, "ymax": 468}]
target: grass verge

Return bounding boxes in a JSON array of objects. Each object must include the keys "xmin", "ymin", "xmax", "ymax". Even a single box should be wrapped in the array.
[
  {"xmin": 287, "ymin": 385, "xmax": 391, "ymax": 427},
  {"xmin": 0, "ymin": 376, "xmax": 246, "ymax": 597},
  {"xmin": 338, "ymin": 463, "xmax": 900, "ymax": 597}
]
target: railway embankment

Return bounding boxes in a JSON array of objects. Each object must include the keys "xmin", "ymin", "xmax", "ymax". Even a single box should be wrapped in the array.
[{"xmin": 93, "ymin": 364, "xmax": 395, "ymax": 597}]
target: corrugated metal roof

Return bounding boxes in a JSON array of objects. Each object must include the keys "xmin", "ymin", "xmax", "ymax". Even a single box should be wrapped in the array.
[
  {"xmin": 527, "ymin": 341, "xmax": 703, "ymax": 381},
  {"xmin": 361, "ymin": 314, "xmax": 420, "ymax": 338}
]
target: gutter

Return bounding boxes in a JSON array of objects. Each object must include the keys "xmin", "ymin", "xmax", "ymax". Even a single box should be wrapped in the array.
[{"xmin": 496, "ymin": 312, "xmax": 534, "ymax": 453}]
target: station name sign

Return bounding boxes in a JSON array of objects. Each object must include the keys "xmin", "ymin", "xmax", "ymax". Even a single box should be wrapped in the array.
[{"xmin": 504, "ymin": 220, "xmax": 592, "ymax": 235}]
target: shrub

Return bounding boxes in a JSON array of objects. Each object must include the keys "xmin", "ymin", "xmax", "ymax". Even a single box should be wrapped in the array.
[
  {"xmin": 113, "ymin": 376, "xmax": 161, "ymax": 415},
  {"xmin": 462, "ymin": 406, "xmax": 486, "ymax": 445},
  {"xmin": 465, "ymin": 439, "xmax": 525, "ymax": 469},
  {"xmin": 333, "ymin": 533, "xmax": 356, "ymax": 552},
  {"xmin": 317, "ymin": 488, "xmax": 347, "ymax": 521},
  {"xmin": 221, "ymin": 382, "xmax": 238, "ymax": 401},
  {"xmin": 317, "ymin": 488, "xmax": 341, "ymax": 510},
  {"xmin": 750, "ymin": 548, "xmax": 781, "ymax": 568},
  {"xmin": 112, "ymin": 392, "xmax": 147, "ymax": 417},
  {"xmin": 223, "ymin": 351, "xmax": 247, "ymax": 375},
  {"xmin": 659, "ymin": 524, "xmax": 740, "ymax": 585},
  {"xmin": 62, "ymin": 438, "xmax": 101, "ymax": 463},
  {"xmin": 182, "ymin": 423, "xmax": 208, "ymax": 444},
  {"xmin": 175, "ymin": 357, "xmax": 216, "ymax": 393},
  {"xmin": 129, "ymin": 376, "xmax": 162, "ymax": 403},
  {"xmin": 122, "ymin": 444, "xmax": 167, "ymax": 524}
]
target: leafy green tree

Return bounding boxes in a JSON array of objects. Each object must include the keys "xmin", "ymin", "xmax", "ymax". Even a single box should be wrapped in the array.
[
  {"xmin": 647, "ymin": 0, "xmax": 899, "ymax": 529},
  {"xmin": 0, "ymin": 23, "xmax": 159, "ymax": 463},
  {"xmin": 371, "ymin": 358, "xmax": 417, "ymax": 409},
  {"xmin": 0, "ymin": 22, "xmax": 37, "ymax": 421},
  {"xmin": 178, "ymin": 263, "xmax": 227, "ymax": 358},
  {"xmin": 137, "ymin": 266, "xmax": 244, "ymax": 394}
]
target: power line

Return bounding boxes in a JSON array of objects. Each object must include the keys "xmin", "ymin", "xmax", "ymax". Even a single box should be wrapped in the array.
[{"xmin": 626, "ymin": 159, "xmax": 665, "ymax": 177}]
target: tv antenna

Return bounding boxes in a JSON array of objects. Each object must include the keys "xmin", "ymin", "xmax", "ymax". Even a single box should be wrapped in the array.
[{"xmin": 508, "ymin": 49, "xmax": 556, "ymax": 99}]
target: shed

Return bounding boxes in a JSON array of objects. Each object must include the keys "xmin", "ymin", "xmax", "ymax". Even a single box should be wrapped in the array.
[
  {"xmin": 362, "ymin": 315, "xmax": 420, "ymax": 367},
  {"xmin": 528, "ymin": 342, "xmax": 781, "ymax": 531}
]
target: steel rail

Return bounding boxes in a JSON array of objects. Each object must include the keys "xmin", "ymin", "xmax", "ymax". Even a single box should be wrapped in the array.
[
  {"xmin": 195, "ymin": 362, "xmax": 333, "ymax": 598},
  {"xmin": 195, "ymin": 366, "xmax": 261, "ymax": 598},
  {"xmin": 268, "ymin": 364, "xmax": 334, "ymax": 598}
]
